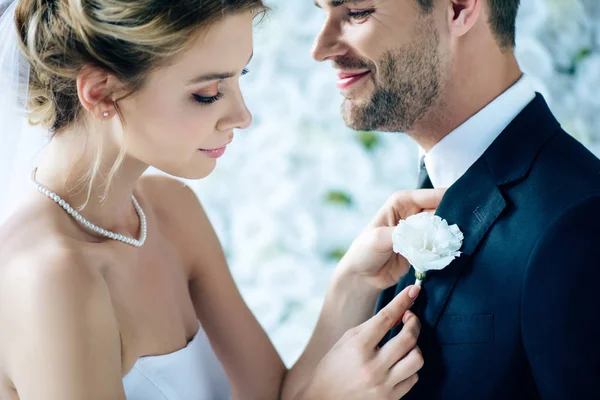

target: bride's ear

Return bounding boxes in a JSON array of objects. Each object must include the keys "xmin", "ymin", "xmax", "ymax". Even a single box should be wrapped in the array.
[{"xmin": 76, "ymin": 65, "xmax": 122, "ymax": 120}]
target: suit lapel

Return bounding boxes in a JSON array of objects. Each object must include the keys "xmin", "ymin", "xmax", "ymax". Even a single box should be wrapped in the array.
[
  {"xmin": 380, "ymin": 94, "xmax": 561, "ymax": 344},
  {"xmin": 420, "ymin": 162, "xmax": 506, "ymax": 328},
  {"xmin": 382, "ymin": 160, "xmax": 506, "ymax": 345},
  {"xmin": 388, "ymin": 160, "xmax": 506, "ymax": 336}
]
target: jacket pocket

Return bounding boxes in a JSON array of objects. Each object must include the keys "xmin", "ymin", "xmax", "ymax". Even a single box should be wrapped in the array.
[{"xmin": 437, "ymin": 314, "xmax": 494, "ymax": 345}]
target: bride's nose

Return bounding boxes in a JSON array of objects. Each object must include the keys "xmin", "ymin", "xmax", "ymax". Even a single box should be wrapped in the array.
[{"xmin": 216, "ymin": 92, "xmax": 253, "ymax": 131}]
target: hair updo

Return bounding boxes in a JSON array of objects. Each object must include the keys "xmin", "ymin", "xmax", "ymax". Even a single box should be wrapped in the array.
[{"xmin": 14, "ymin": 0, "xmax": 267, "ymax": 132}]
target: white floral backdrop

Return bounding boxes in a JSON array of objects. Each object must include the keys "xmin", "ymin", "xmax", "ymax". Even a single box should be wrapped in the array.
[{"xmin": 186, "ymin": 0, "xmax": 600, "ymax": 366}]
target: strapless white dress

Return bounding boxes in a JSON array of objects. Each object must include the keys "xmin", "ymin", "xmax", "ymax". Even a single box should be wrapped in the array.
[{"xmin": 123, "ymin": 322, "xmax": 231, "ymax": 400}]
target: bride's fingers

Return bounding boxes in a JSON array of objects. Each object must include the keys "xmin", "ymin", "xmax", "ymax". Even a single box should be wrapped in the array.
[
  {"xmin": 388, "ymin": 346, "xmax": 424, "ymax": 384},
  {"xmin": 360, "ymin": 286, "xmax": 419, "ymax": 348},
  {"xmin": 388, "ymin": 255, "xmax": 411, "ymax": 282},
  {"xmin": 391, "ymin": 373, "xmax": 420, "ymax": 399},
  {"xmin": 407, "ymin": 188, "xmax": 446, "ymax": 211},
  {"xmin": 378, "ymin": 311, "xmax": 421, "ymax": 369},
  {"xmin": 368, "ymin": 188, "xmax": 447, "ymax": 229},
  {"xmin": 367, "ymin": 191, "xmax": 414, "ymax": 229}
]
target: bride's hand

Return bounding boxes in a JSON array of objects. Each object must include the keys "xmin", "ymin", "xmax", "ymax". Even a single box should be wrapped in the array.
[
  {"xmin": 340, "ymin": 189, "xmax": 446, "ymax": 290},
  {"xmin": 300, "ymin": 286, "xmax": 423, "ymax": 400}
]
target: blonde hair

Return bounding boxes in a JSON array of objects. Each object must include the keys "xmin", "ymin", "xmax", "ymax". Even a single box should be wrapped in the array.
[{"xmin": 13, "ymin": 0, "xmax": 267, "ymax": 207}]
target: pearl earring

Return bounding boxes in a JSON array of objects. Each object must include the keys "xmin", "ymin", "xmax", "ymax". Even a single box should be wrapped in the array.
[{"xmin": 103, "ymin": 111, "xmax": 109, "ymax": 117}]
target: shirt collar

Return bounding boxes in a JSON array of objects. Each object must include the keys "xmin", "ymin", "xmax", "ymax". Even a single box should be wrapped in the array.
[{"xmin": 419, "ymin": 76, "xmax": 536, "ymax": 189}]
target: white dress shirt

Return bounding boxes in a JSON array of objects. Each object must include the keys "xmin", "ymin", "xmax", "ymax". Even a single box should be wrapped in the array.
[{"xmin": 420, "ymin": 76, "xmax": 536, "ymax": 188}]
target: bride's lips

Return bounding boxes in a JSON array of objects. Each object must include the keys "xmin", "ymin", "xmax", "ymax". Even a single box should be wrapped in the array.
[
  {"xmin": 199, "ymin": 138, "xmax": 233, "ymax": 159},
  {"xmin": 337, "ymin": 70, "xmax": 371, "ymax": 90}
]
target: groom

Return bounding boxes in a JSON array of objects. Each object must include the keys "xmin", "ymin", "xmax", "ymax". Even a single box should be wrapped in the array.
[{"xmin": 312, "ymin": 0, "xmax": 600, "ymax": 399}]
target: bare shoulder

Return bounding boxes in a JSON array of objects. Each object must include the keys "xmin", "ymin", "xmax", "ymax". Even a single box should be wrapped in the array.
[
  {"xmin": 0, "ymin": 197, "xmax": 118, "ymax": 340},
  {"xmin": 0, "ymin": 237, "xmax": 114, "ymax": 340},
  {"xmin": 1, "ymin": 237, "xmax": 99, "ymax": 293},
  {"xmin": 0, "ymin": 238, "xmax": 124, "ymax": 398}
]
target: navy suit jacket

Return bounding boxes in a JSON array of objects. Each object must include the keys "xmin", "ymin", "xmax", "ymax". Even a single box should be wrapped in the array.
[{"xmin": 376, "ymin": 94, "xmax": 600, "ymax": 399}]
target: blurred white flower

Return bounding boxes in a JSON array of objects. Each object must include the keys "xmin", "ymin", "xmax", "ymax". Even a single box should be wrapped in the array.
[
  {"xmin": 516, "ymin": 37, "xmax": 554, "ymax": 79},
  {"xmin": 538, "ymin": 0, "xmax": 592, "ymax": 70},
  {"xmin": 516, "ymin": 0, "xmax": 549, "ymax": 36},
  {"xmin": 575, "ymin": 54, "xmax": 600, "ymax": 109}
]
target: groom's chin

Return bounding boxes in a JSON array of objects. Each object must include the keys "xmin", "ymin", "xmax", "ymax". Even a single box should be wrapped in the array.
[{"xmin": 341, "ymin": 100, "xmax": 374, "ymax": 131}]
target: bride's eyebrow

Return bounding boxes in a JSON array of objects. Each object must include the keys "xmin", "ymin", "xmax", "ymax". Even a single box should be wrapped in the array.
[{"xmin": 187, "ymin": 51, "xmax": 254, "ymax": 85}]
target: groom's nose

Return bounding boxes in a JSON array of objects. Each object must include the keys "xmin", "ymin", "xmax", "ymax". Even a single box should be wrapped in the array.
[{"xmin": 312, "ymin": 19, "xmax": 347, "ymax": 62}]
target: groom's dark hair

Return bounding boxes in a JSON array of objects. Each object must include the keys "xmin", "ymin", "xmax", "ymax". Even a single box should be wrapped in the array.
[{"xmin": 416, "ymin": 0, "xmax": 520, "ymax": 50}]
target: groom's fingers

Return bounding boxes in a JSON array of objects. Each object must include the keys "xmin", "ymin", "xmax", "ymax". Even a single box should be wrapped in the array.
[{"xmin": 360, "ymin": 286, "xmax": 420, "ymax": 347}]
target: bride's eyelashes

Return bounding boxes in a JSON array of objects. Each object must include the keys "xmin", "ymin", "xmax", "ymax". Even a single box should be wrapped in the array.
[
  {"xmin": 193, "ymin": 92, "xmax": 224, "ymax": 104},
  {"xmin": 191, "ymin": 68, "xmax": 250, "ymax": 105}
]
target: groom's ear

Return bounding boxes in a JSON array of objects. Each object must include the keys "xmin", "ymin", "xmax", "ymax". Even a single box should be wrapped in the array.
[{"xmin": 444, "ymin": 0, "xmax": 484, "ymax": 40}]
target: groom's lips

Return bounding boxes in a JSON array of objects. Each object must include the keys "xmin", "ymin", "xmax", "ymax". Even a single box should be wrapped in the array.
[{"xmin": 337, "ymin": 70, "xmax": 371, "ymax": 90}]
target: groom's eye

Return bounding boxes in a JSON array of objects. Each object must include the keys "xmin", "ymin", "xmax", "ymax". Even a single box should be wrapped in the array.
[{"xmin": 348, "ymin": 9, "xmax": 374, "ymax": 21}]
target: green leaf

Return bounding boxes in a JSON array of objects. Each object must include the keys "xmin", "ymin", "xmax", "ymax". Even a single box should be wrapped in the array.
[
  {"xmin": 561, "ymin": 47, "xmax": 594, "ymax": 75},
  {"xmin": 327, "ymin": 248, "xmax": 347, "ymax": 261},
  {"xmin": 325, "ymin": 190, "xmax": 353, "ymax": 206},
  {"xmin": 358, "ymin": 131, "xmax": 380, "ymax": 151},
  {"xmin": 574, "ymin": 47, "xmax": 592, "ymax": 66}
]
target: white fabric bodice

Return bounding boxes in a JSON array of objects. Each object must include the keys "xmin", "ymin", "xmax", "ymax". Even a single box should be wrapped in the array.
[{"xmin": 123, "ymin": 323, "xmax": 231, "ymax": 400}]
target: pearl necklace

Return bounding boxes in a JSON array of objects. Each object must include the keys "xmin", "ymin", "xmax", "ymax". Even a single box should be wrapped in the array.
[{"xmin": 30, "ymin": 168, "xmax": 147, "ymax": 247}]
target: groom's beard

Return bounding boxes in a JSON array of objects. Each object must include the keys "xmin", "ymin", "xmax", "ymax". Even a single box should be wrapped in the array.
[{"xmin": 338, "ymin": 20, "xmax": 442, "ymax": 133}]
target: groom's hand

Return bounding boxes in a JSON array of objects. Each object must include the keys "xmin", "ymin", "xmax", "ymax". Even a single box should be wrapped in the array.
[
  {"xmin": 300, "ymin": 285, "xmax": 423, "ymax": 400},
  {"xmin": 340, "ymin": 189, "xmax": 446, "ymax": 290}
]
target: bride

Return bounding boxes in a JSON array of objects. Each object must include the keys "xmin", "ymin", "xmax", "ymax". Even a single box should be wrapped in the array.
[{"xmin": 0, "ymin": 0, "xmax": 443, "ymax": 399}]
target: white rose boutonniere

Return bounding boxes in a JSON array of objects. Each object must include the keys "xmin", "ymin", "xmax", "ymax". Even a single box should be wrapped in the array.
[{"xmin": 392, "ymin": 212, "xmax": 464, "ymax": 287}]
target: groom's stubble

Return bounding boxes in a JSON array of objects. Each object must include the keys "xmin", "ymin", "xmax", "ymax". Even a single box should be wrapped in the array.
[{"xmin": 337, "ymin": 16, "xmax": 445, "ymax": 133}]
